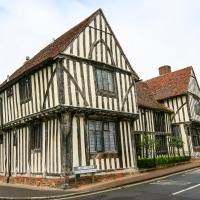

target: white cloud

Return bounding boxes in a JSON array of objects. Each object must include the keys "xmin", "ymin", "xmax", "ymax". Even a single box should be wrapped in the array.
[{"xmin": 0, "ymin": 0, "xmax": 199, "ymax": 84}]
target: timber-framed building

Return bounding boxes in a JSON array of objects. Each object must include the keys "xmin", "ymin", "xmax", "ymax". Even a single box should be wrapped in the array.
[
  {"xmin": 0, "ymin": 9, "xmax": 140, "ymax": 186},
  {"xmin": 134, "ymin": 81, "xmax": 173, "ymax": 158},
  {"xmin": 145, "ymin": 65, "xmax": 200, "ymax": 157}
]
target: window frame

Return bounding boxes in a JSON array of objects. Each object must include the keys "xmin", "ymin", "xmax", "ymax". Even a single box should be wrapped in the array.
[
  {"xmin": 7, "ymin": 86, "xmax": 13, "ymax": 97},
  {"xmin": 153, "ymin": 112, "xmax": 166, "ymax": 132},
  {"xmin": 191, "ymin": 127, "xmax": 200, "ymax": 148},
  {"xmin": 134, "ymin": 133, "xmax": 141, "ymax": 158},
  {"xmin": 31, "ymin": 123, "xmax": 42, "ymax": 151},
  {"xmin": 172, "ymin": 125, "xmax": 181, "ymax": 138},
  {"xmin": 155, "ymin": 135, "xmax": 168, "ymax": 155},
  {"xmin": 94, "ymin": 66, "xmax": 117, "ymax": 98},
  {"xmin": 19, "ymin": 76, "xmax": 32, "ymax": 103},
  {"xmin": 195, "ymin": 102, "xmax": 200, "ymax": 115},
  {"xmin": 88, "ymin": 120, "xmax": 117, "ymax": 153}
]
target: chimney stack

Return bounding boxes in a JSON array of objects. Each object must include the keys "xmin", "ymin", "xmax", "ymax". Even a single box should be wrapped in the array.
[
  {"xmin": 26, "ymin": 56, "xmax": 30, "ymax": 61},
  {"xmin": 7, "ymin": 75, "xmax": 9, "ymax": 82},
  {"xmin": 159, "ymin": 65, "xmax": 171, "ymax": 76}
]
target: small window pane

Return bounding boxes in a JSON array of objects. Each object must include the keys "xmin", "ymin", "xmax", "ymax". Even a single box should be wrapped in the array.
[
  {"xmin": 96, "ymin": 121, "xmax": 102, "ymax": 131},
  {"xmin": 104, "ymin": 131, "xmax": 110, "ymax": 151},
  {"xmin": 89, "ymin": 121, "xmax": 95, "ymax": 130},
  {"xmin": 104, "ymin": 123, "xmax": 109, "ymax": 131},
  {"xmin": 89, "ymin": 130, "xmax": 95, "ymax": 152},
  {"xmin": 96, "ymin": 131, "xmax": 103, "ymax": 151},
  {"xmin": 97, "ymin": 70, "xmax": 103, "ymax": 90},
  {"xmin": 108, "ymin": 73, "xmax": 113, "ymax": 92}
]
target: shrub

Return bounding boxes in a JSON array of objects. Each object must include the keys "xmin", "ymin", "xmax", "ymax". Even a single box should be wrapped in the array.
[{"xmin": 137, "ymin": 155, "xmax": 190, "ymax": 168}]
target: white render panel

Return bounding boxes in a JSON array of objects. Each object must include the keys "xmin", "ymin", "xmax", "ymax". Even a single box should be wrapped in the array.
[
  {"xmin": 73, "ymin": 117, "xmax": 79, "ymax": 168},
  {"xmin": 189, "ymin": 75, "xmax": 200, "ymax": 97},
  {"xmin": 80, "ymin": 117, "xmax": 86, "ymax": 166}
]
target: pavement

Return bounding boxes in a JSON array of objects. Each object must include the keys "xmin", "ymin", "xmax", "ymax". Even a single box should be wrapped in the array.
[{"xmin": 0, "ymin": 158, "xmax": 200, "ymax": 200}]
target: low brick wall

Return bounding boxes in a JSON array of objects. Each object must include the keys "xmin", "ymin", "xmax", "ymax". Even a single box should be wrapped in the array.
[{"xmin": 0, "ymin": 171, "xmax": 132, "ymax": 189}]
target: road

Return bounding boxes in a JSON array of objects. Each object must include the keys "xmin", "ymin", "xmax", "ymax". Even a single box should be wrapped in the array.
[{"xmin": 68, "ymin": 167, "xmax": 200, "ymax": 200}]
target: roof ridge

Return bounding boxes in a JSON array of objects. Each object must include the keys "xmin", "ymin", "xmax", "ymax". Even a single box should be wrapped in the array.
[{"xmin": 145, "ymin": 66, "xmax": 192, "ymax": 82}]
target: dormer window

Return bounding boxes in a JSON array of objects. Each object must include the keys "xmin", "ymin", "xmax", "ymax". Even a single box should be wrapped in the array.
[
  {"xmin": 7, "ymin": 87, "xmax": 13, "ymax": 97},
  {"xmin": 19, "ymin": 77, "xmax": 32, "ymax": 102}
]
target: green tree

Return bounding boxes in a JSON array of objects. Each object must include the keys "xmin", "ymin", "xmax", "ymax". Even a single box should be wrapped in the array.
[{"xmin": 169, "ymin": 136, "xmax": 184, "ymax": 156}]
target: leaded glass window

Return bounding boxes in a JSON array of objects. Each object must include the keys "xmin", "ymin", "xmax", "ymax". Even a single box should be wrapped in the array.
[
  {"xmin": 196, "ymin": 102, "xmax": 200, "ymax": 115},
  {"xmin": 172, "ymin": 125, "xmax": 181, "ymax": 137},
  {"xmin": 96, "ymin": 69, "xmax": 114, "ymax": 92},
  {"xmin": 31, "ymin": 123, "xmax": 42, "ymax": 150},
  {"xmin": 20, "ymin": 77, "xmax": 32, "ymax": 102},
  {"xmin": 89, "ymin": 120, "xmax": 116, "ymax": 152}
]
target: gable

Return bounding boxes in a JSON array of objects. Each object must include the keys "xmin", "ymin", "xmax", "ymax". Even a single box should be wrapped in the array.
[
  {"xmin": 188, "ymin": 68, "xmax": 200, "ymax": 97},
  {"xmin": 63, "ymin": 11, "xmax": 139, "ymax": 77},
  {"xmin": 1, "ymin": 9, "xmax": 139, "ymax": 91}
]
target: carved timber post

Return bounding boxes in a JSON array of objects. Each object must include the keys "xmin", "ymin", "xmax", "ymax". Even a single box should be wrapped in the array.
[
  {"xmin": 60, "ymin": 112, "xmax": 73, "ymax": 174},
  {"xmin": 56, "ymin": 58, "xmax": 74, "ymax": 174},
  {"xmin": 56, "ymin": 58, "xmax": 65, "ymax": 105}
]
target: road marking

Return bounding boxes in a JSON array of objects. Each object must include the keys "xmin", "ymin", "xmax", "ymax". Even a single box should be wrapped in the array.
[
  {"xmin": 172, "ymin": 183, "xmax": 200, "ymax": 195},
  {"xmin": 186, "ymin": 169, "xmax": 200, "ymax": 174},
  {"xmin": 150, "ymin": 180, "xmax": 191, "ymax": 186}
]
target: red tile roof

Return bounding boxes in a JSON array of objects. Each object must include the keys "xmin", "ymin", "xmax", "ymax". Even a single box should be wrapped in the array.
[
  {"xmin": 1, "ymin": 8, "xmax": 139, "ymax": 89},
  {"xmin": 145, "ymin": 66, "xmax": 192, "ymax": 101},
  {"xmin": 136, "ymin": 81, "xmax": 173, "ymax": 112},
  {"xmin": 1, "ymin": 9, "xmax": 100, "ymax": 88}
]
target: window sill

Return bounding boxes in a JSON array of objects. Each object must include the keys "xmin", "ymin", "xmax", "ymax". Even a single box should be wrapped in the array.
[
  {"xmin": 21, "ymin": 97, "xmax": 32, "ymax": 104},
  {"xmin": 96, "ymin": 90, "xmax": 117, "ymax": 98},
  {"xmin": 31, "ymin": 149, "xmax": 42, "ymax": 154},
  {"xmin": 90, "ymin": 152, "xmax": 118, "ymax": 159}
]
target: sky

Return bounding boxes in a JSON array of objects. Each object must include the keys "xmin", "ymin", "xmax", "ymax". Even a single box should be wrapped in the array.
[{"xmin": 0, "ymin": 0, "xmax": 200, "ymax": 84}]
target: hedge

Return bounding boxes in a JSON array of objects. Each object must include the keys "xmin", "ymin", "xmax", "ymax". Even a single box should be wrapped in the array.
[{"xmin": 137, "ymin": 155, "xmax": 190, "ymax": 168}]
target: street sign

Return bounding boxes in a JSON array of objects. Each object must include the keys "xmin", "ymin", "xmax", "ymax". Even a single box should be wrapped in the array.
[{"xmin": 74, "ymin": 165, "xmax": 97, "ymax": 174}]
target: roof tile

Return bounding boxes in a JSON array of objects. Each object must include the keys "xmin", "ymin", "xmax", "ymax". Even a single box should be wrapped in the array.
[
  {"xmin": 145, "ymin": 66, "xmax": 192, "ymax": 100},
  {"xmin": 136, "ymin": 81, "xmax": 173, "ymax": 112}
]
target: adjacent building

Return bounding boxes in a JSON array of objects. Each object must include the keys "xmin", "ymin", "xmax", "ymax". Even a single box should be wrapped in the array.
[
  {"xmin": 134, "ymin": 81, "xmax": 173, "ymax": 158},
  {"xmin": 145, "ymin": 65, "xmax": 200, "ymax": 157}
]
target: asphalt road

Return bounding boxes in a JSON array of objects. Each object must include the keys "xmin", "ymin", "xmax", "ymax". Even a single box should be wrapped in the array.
[{"xmin": 69, "ymin": 167, "xmax": 200, "ymax": 200}]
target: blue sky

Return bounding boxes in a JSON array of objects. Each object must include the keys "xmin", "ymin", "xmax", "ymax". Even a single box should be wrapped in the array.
[{"xmin": 0, "ymin": 0, "xmax": 199, "ymax": 84}]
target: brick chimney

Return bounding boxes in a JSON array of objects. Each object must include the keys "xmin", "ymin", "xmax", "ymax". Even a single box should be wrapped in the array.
[{"xmin": 159, "ymin": 65, "xmax": 171, "ymax": 76}]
